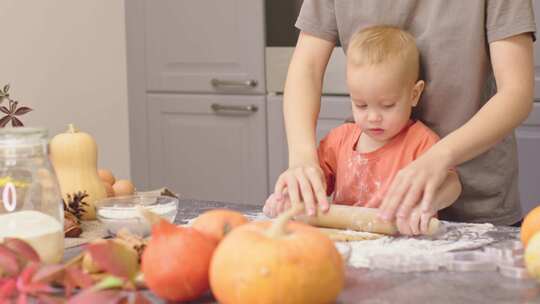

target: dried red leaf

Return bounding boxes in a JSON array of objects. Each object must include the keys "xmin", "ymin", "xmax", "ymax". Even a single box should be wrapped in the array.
[
  {"xmin": 85, "ymin": 241, "xmax": 139, "ymax": 280},
  {"xmin": 10, "ymin": 117, "xmax": 23, "ymax": 127},
  {"xmin": 17, "ymin": 263, "xmax": 39, "ymax": 285},
  {"xmin": 0, "ymin": 244, "xmax": 20, "ymax": 276},
  {"xmin": 31, "ymin": 264, "xmax": 65, "ymax": 284},
  {"xmin": 13, "ymin": 107, "xmax": 32, "ymax": 116},
  {"xmin": 67, "ymin": 289, "xmax": 126, "ymax": 304},
  {"xmin": 17, "ymin": 292, "xmax": 28, "ymax": 304},
  {"xmin": 16, "ymin": 263, "xmax": 55, "ymax": 296},
  {"xmin": 65, "ymin": 266, "xmax": 94, "ymax": 289},
  {"xmin": 0, "ymin": 278, "xmax": 16, "ymax": 298},
  {"xmin": 0, "ymin": 106, "xmax": 9, "ymax": 114},
  {"xmin": 4, "ymin": 238, "xmax": 40, "ymax": 263},
  {"xmin": 0, "ymin": 116, "xmax": 11, "ymax": 127},
  {"xmin": 36, "ymin": 293, "xmax": 64, "ymax": 304},
  {"xmin": 62, "ymin": 274, "xmax": 76, "ymax": 298}
]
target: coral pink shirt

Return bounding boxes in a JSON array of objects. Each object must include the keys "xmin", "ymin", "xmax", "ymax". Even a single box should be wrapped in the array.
[{"xmin": 318, "ymin": 121, "xmax": 440, "ymax": 207}]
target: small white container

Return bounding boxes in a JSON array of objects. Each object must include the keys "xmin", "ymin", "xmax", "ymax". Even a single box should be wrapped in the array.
[
  {"xmin": 96, "ymin": 194, "xmax": 179, "ymax": 237},
  {"xmin": 445, "ymin": 251, "xmax": 497, "ymax": 272}
]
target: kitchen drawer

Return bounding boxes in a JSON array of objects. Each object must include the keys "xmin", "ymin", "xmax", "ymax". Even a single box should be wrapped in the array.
[{"xmin": 517, "ymin": 102, "xmax": 540, "ymax": 215}]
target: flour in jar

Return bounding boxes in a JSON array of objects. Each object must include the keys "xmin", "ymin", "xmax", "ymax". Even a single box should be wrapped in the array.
[{"xmin": 0, "ymin": 210, "xmax": 64, "ymax": 264}]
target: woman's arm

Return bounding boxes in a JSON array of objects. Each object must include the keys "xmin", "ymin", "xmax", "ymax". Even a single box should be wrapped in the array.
[
  {"xmin": 273, "ymin": 32, "xmax": 336, "ymax": 216},
  {"xmin": 379, "ymin": 33, "xmax": 534, "ymax": 223},
  {"xmin": 432, "ymin": 34, "xmax": 534, "ymax": 167},
  {"xmin": 431, "ymin": 170, "xmax": 462, "ymax": 212},
  {"xmin": 284, "ymin": 32, "xmax": 335, "ymax": 167}
]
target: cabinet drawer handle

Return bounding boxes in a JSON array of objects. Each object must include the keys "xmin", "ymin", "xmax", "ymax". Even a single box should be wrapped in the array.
[
  {"xmin": 211, "ymin": 103, "xmax": 258, "ymax": 114},
  {"xmin": 211, "ymin": 78, "xmax": 258, "ymax": 88}
]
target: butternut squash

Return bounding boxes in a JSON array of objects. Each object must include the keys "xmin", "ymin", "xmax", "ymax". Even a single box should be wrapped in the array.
[{"xmin": 49, "ymin": 124, "xmax": 106, "ymax": 220}]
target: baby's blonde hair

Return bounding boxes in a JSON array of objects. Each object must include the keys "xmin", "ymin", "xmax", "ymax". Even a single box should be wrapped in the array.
[{"xmin": 348, "ymin": 25, "xmax": 420, "ymax": 82}]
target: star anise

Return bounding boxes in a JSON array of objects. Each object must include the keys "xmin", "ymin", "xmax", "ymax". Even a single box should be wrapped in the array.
[
  {"xmin": 63, "ymin": 191, "xmax": 89, "ymax": 220},
  {"xmin": 0, "ymin": 84, "xmax": 33, "ymax": 127}
]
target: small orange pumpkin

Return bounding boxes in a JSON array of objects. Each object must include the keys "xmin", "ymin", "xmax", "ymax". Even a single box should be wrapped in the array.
[
  {"xmin": 142, "ymin": 220, "xmax": 216, "ymax": 302},
  {"xmin": 209, "ymin": 207, "xmax": 344, "ymax": 304},
  {"xmin": 192, "ymin": 209, "xmax": 248, "ymax": 242},
  {"xmin": 522, "ymin": 206, "xmax": 540, "ymax": 246}
]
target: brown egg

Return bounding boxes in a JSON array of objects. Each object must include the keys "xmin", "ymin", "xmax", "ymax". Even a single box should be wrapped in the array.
[
  {"xmin": 103, "ymin": 182, "xmax": 115, "ymax": 197},
  {"xmin": 98, "ymin": 169, "xmax": 116, "ymax": 185},
  {"xmin": 112, "ymin": 179, "xmax": 136, "ymax": 196}
]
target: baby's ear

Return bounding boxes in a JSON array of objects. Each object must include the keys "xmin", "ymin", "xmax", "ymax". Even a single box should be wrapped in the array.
[{"xmin": 412, "ymin": 80, "xmax": 425, "ymax": 107}]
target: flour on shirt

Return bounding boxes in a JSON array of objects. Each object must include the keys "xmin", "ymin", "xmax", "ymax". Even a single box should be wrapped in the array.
[{"xmin": 342, "ymin": 154, "xmax": 381, "ymax": 205}]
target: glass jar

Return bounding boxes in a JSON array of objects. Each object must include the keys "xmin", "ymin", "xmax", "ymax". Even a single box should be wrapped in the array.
[{"xmin": 0, "ymin": 128, "xmax": 64, "ymax": 263}]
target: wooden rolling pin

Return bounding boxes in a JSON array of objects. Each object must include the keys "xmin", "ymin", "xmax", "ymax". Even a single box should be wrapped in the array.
[{"xmin": 294, "ymin": 204, "xmax": 440, "ymax": 236}]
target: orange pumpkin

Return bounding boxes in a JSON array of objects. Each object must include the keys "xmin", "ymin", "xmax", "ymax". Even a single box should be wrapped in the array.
[
  {"xmin": 192, "ymin": 209, "xmax": 248, "ymax": 242},
  {"xmin": 142, "ymin": 220, "xmax": 216, "ymax": 302},
  {"xmin": 522, "ymin": 206, "xmax": 540, "ymax": 246},
  {"xmin": 209, "ymin": 208, "xmax": 345, "ymax": 304}
]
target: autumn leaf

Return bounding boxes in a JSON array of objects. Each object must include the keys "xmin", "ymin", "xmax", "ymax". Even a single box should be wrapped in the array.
[
  {"xmin": 65, "ymin": 266, "xmax": 94, "ymax": 289},
  {"xmin": 67, "ymin": 289, "xmax": 126, "ymax": 304},
  {"xmin": 0, "ymin": 278, "xmax": 16, "ymax": 299},
  {"xmin": 4, "ymin": 238, "xmax": 40, "ymax": 264},
  {"xmin": 36, "ymin": 293, "xmax": 64, "ymax": 304},
  {"xmin": 0, "ymin": 244, "xmax": 20, "ymax": 276},
  {"xmin": 31, "ymin": 264, "xmax": 66, "ymax": 284},
  {"xmin": 0, "ymin": 115, "xmax": 11, "ymax": 128},
  {"xmin": 0, "ymin": 84, "xmax": 32, "ymax": 128},
  {"xmin": 14, "ymin": 107, "xmax": 32, "ymax": 116},
  {"xmin": 84, "ymin": 241, "xmax": 139, "ymax": 280}
]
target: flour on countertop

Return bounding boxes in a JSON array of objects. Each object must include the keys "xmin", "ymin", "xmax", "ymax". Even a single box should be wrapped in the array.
[
  {"xmin": 344, "ymin": 221, "xmax": 498, "ymax": 270},
  {"xmin": 184, "ymin": 211, "xmax": 270, "ymax": 226},
  {"xmin": 185, "ymin": 213, "xmax": 499, "ymax": 272}
]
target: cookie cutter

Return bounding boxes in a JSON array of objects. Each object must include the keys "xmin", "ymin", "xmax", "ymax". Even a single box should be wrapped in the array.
[
  {"xmin": 368, "ymin": 254, "xmax": 442, "ymax": 272},
  {"xmin": 484, "ymin": 240, "xmax": 525, "ymax": 267},
  {"xmin": 498, "ymin": 254, "xmax": 525, "ymax": 267},
  {"xmin": 485, "ymin": 240, "xmax": 523, "ymax": 255},
  {"xmin": 445, "ymin": 251, "xmax": 498, "ymax": 272},
  {"xmin": 498, "ymin": 264, "xmax": 530, "ymax": 280}
]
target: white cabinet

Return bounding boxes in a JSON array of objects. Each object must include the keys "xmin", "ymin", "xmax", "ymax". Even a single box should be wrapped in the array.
[
  {"xmin": 147, "ymin": 94, "xmax": 267, "ymax": 205},
  {"xmin": 533, "ymin": 0, "xmax": 540, "ymax": 102},
  {"xmin": 267, "ymin": 95, "xmax": 351, "ymax": 191},
  {"xmin": 520, "ymin": 1, "xmax": 540, "ymax": 214},
  {"xmin": 534, "ymin": 0, "xmax": 540, "ymax": 100},
  {"xmin": 517, "ymin": 103, "xmax": 540, "ymax": 215},
  {"xmin": 126, "ymin": 0, "xmax": 268, "ymax": 204},
  {"xmin": 144, "ymin": 0, "xmax": 265, "ymax": 94}
]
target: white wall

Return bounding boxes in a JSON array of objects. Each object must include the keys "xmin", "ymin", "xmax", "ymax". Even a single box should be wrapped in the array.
[{"xmin": 0, "ymin": 0, "xmax": 131, "ymax": 179}]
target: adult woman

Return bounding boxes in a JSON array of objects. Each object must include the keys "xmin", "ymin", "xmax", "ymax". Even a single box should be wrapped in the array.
[{"xmin": 273, "ymin": 0, "xmax": 536, "ymax": 234}]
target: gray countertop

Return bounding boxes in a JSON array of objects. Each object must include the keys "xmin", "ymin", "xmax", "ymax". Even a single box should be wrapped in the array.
[{"xmin": 64, "ymin": 199, "xmax": 540, "ymax": 303}]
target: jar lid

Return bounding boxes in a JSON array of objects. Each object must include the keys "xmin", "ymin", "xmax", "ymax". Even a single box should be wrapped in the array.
[
  {"xmin": 0, "ymin": 127, "xmax": 47, "ymax": 144},
  {"xmin": 0, "ymin": 128, "xmax": 48, "ymax": 157}
]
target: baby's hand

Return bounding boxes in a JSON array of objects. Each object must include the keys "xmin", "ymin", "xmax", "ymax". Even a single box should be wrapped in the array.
[
  {"xmin": 395, "ymin": 204, "xmax": 436, "ymax": 236},
  {"xmin": 263, "ymin": 192, "xmax": 292, "ymax": 218}
]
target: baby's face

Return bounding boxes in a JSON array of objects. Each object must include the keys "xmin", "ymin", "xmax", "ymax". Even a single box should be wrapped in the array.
[{"xmin": 346, "ymin": 59, "xmax": 423, "ymax": 143}]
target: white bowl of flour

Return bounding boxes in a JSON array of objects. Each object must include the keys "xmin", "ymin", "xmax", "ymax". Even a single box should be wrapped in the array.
[{"xmin": 96, "ymin": 194, "xmax": 178, "ymax": 237}]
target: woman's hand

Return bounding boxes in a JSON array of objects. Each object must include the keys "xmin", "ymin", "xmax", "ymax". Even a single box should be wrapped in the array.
[
  {"xmin": 395, "ymin": 204, "xmax": 437, "ymax": 235},
  {"xmin": 376, "ymin": 149, "xmax": 450, "ymax": 222},
  {"xmin": 273, "ymin": 164, "xmax": 330, "ymax": 216}
]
